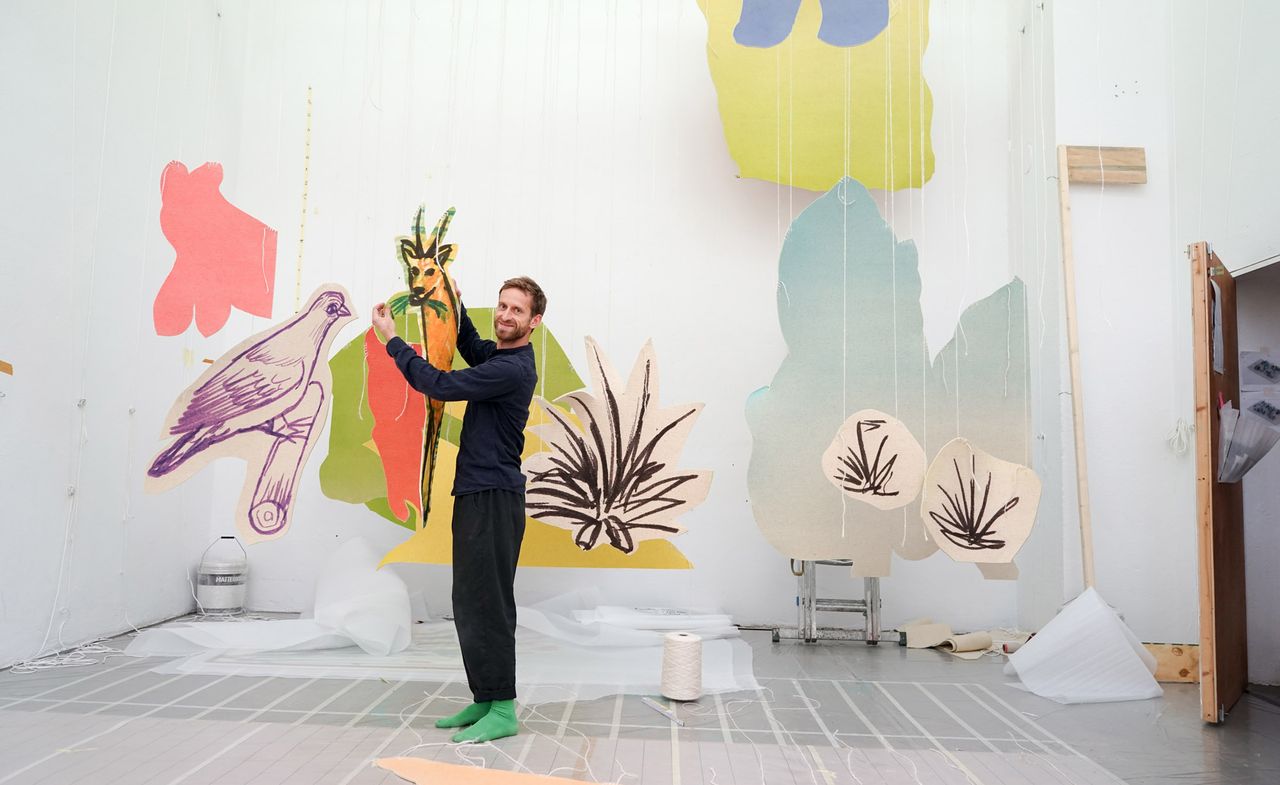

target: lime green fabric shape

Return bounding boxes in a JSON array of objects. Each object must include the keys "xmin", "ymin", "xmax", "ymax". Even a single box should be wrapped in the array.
[{"xmin": 319, "ymin": 305, "xmax": 583, "ymax": 532}]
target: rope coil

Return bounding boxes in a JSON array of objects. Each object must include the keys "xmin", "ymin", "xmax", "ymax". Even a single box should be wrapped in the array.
[{"xmin": 660, "ymin": 631, "xmax": 703, "ymax": 701}]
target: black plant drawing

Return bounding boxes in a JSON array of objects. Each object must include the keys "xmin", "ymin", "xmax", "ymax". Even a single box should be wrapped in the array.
[
  {"xmin": 524, "ymin": 338, "xmax": 712, "ymax": 554},
  {"xmin": 833, "ymin": 418, "xmax": 900, "ymax": 497},
  {"xmin": 927, "ymin": 456, "xmax": 1019, "ymax": 551}
]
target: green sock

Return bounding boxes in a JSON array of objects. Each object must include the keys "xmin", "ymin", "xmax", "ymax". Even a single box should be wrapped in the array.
[
  {"xmin": 435, "ymin": 701, "xmax": 491, "ymax": 729},
  {"xmin": 451, "ymin": 699, "xmax": 518, "ymax": 743}
]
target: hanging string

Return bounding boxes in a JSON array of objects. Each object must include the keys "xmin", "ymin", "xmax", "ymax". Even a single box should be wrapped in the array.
[
  {"xmin": 886, "ymin": 1, "xmax": 898, "ymax": 420},
  {"xmin": 294, "ymin": 86, "xmax": 313, "ymax": 311},
  {"xmin": 917, "ymin": 0, "xmax": 928, "ymax": 539},
  {"xmin": 118, "ymin": 0, "xmax": 173, "ymax": 640},
  {"xmin": 20, "ymin": 0, "xmax": 120, "ymax": 670},
  {"xmin": 840, "ymin": 43, "xmax": 851, "ymax": 539}
]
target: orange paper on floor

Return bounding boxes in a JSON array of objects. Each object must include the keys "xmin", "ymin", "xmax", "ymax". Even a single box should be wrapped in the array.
[{"xmin": 376, "ymin": 757, "xmax": 615, "ymax": 784}]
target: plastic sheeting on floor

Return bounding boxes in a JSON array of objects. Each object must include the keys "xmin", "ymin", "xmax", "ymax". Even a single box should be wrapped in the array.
[
  {"xmin": 127, "ymin": 537, "xmax": 412, "ymax": 657},
  {"xmin": 139, "ymin": 588, "xmax": 758, "ymax": 703},
  {"xmin": 1004, "ymin": 587, "xmax": 1162, "ymax": 703}
]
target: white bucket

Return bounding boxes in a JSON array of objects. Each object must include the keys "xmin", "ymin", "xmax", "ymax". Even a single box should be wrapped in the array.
[{"xmin": 196, "ymin": 536, "xmax": 247, "ymax": 614}]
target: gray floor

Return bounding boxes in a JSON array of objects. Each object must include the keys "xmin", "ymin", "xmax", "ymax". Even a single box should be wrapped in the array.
[{"xmin": 1, "ymin": 630, "xmax": 1278, "ymax": 784}]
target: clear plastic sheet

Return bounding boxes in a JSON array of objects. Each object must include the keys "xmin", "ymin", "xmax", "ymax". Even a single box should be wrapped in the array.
[
  {"xmin": 127, "ymin": 537, "xmax": 412, "ymax": 658},
  {"xmin": 142, "ymin": 588, "xmax": 758, "ymax": 702}
]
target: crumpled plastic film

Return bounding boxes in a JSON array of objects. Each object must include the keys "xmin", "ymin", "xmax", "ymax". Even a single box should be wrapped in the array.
[
  {"xmin": 519, "ymin": 588, "xmax": 740, "ymax": 646},
  {"xmin": 127, "ymin": 537, "xmax": 411, "ymax": 658}
]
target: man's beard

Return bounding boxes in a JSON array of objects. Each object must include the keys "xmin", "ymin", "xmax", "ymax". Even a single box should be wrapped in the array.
[{"xmin": 495, "ymin": 320, "xmax": 529, "ymax": 342}]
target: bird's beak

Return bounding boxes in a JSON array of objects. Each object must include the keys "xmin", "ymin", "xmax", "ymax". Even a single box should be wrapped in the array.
[{"xmin": 338, "ymin": 305, "xmax": 352, "ymax": 317}]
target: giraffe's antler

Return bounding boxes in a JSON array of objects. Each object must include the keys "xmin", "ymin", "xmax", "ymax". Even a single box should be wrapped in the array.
[{"xmin": 424, "ymin": 207, "xmax": 456, "ymax": 260}]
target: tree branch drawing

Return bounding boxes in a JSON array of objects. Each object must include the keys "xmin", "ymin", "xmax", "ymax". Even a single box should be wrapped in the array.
[{"xmin": 524, "ymin": 338, "xmax": 712, "ymax": 554}]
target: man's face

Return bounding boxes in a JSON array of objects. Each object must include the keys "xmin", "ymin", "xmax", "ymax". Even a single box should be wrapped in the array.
[{"xmin": 494, "ymin": 287, "xmax": 542, "ymax": 344}]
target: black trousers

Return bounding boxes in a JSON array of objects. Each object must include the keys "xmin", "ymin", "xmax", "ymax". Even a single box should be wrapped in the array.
[{"xmin": 451, "ymin": 489, "xmax": 526, "ymax": 702}]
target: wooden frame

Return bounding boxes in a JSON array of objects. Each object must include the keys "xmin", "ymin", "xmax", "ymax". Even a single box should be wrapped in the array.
[
  {"xmin": 1055, "ymin": 143, "xmax": 1150, "ymax": 590},
  {"xmin": 1056, "ymin": 145, "xmax": 1097, "ymax": 588},
  {"xmin": 1190, "ymin": 241, "xmax": 1248, "ymax": 723}
]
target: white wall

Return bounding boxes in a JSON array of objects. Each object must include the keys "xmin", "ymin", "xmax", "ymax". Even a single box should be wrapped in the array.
[
  {"xmin": 219, "ymin": 0, "xmax": 1053, "ymax": 634},
  {"xmin": 28, "ymin": 0, "xmax": 1261, "ymax": 663},
  {"xmin": 1236, "ymin": 262, "xmax": 1280, "ymax": 685},
  {"xmin": 1044, "ymin": 0, "xmax": 1280, "ymax": 646},
  {"xmin": 1048, "ymin": 0, "xmax": 1201, "ymax": 644},
  {"xmin": 1170, "ymin": 1, "xmax": 1280, "ymax": 273},
  {"xmin": 0, "ymin": 1, "xmax": 242, "ymax": 666}
]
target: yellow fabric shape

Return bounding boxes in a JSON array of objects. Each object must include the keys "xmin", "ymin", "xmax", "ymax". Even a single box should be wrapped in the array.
[
  {"xmin": 697, "ymin": 0, "xmax": 933, "ymax": 191},
  {"xmin": 379, "ymin": 403, "xmax": 693, "ymax": 569}
]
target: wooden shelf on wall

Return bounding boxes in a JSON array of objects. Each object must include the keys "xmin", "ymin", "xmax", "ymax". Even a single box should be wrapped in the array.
[{"xmin": 1063, "ymin": 145, "xmax": 1147, "ymax": 184}]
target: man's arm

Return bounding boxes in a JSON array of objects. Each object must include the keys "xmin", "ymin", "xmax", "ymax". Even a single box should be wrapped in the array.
[
  {"xmin": 455, "ymin": 301, "xmax": 496, "ymax": 367},
  {"xmin": 385, "ymin": 336, "xmax": 519, "ymax": 401}
]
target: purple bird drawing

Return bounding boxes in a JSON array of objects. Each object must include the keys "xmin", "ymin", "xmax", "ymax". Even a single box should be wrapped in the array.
[{"xmin": 146, "ymin": 285, "xmax": 356, "ymax": 542}]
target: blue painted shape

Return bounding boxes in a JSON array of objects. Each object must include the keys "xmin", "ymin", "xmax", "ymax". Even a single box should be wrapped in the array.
[
  {"xmin": 745, "ymin": 177, "xmax": 1030, "ymax": 574},
  {"xmin": 818, "ymin": 0, "xmax": 889, "ymax": 47},
  {"xmin": 733, "ymin": 0, "xmax": 802, "ymax": 48}
]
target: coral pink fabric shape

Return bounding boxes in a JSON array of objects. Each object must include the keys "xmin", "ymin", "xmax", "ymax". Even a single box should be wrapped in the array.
[
  {"xmin": 154, "ymin": 161, "xmax": 278, "ymax": 337},
  {"xmin": 364, "ymin": 328, "xmax": 427, "ymax": 524}
]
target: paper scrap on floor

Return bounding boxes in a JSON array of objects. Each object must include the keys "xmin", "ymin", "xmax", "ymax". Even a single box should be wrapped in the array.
[
  {"xmin": 377, "ymin": 757, "xmax": 607, "ymax": 784},
  {"xmin": 901, "ymin": 618, "xmax": 1029, "ymax": 660}
]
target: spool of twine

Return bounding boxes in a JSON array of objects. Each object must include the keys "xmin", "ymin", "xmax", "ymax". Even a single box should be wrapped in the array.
[{"xmin": 661, "ymin": 632, "xmax": 703, "ymax": 701}]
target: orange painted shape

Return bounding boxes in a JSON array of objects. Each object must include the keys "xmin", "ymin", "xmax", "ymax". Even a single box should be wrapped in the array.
[
  {"xmin": 376, "ymin": 757, "xmax": 610, "ymax": 784},
  {"xmin": 0, "ymin": 360, "xmax": 12, "ymax": 375},
  {"xmin": 153, "ymin": 161, "xmax": 278, "ymax": 337},
  {"xmin": 364, "ymin": 328, "xmax": 427, "ymax": 525},
  {"xmin": 399, "ymin": 207, "xmax": 460, "ymax": 521}
]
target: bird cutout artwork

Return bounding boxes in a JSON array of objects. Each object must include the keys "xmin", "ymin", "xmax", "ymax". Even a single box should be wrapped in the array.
[
  {"xmin": 524, "ymin": 337, "xmax": 713, "ymax": 555},
  {"xmin": 733, "ymin": 0, "xmax": 887, "ymax": 48},
  {"xmin": 146, "ymin": 285, "xmax": 355, "ymax": 543},
  {"xmin": 746, "ymin": 177, "xmax": 1030, "ymax": 577},
  {"xmin": 387, "ymin": 206, "xmax": 460, "ymax": 526},
  {"xmin": 820, "ymin": 409, "xmax": 926, "ymax": 511},
  {"xmin": 696, "ymin": 0, "xmax": 932, "ymax": 191},
  {"xmin": 320, "ymin": 312, "xmax": 697, "ymax": 569},
  {"xmin": 153, "ymin": 161, "xmax": 278, "ymax": 337},
  {"xmin": 920, "ymin": 438, "xmax": 1042, "ymax": 580}
]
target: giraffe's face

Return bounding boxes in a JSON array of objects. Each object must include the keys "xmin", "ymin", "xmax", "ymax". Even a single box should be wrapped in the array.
[
  {"xmin": 398, "ymin": 207, "xmax": 458, "ymax": 308},
  {"xmin": 403, "ymin": 250, "xmax": 453, "ymax": 306}
]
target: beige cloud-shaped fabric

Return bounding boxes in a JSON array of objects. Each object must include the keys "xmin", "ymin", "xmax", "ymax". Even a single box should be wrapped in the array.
[
  {"xmin": 820, "ymin": 409, "xmax": 926, "ymax": 511},
  {"xmin": 920, "ymin": 438, "xmax": 1041, "ymax": 570}
]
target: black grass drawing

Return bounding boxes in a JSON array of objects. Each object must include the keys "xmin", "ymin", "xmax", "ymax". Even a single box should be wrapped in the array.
[
  {"xmin": 928, "ymin": 456, "xmax": 1019, "ymax": 551},
  {"xmin": 525, "ymin": 341, "xmax": 710, "ymax": 554},
  {"xmin": 833, "ymin": 418, "xmax": 900, "ymax": 497}
]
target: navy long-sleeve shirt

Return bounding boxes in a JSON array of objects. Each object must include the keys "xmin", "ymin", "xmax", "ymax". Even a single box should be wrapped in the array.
[{"xmin": 385, "ymin": 304, "xmax": 537, "ymax": 496}]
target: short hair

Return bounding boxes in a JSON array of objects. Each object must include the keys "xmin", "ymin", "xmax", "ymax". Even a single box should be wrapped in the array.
[{"xmin": 500, "ymin": 276, "xmax": 546, "ymax": 317}]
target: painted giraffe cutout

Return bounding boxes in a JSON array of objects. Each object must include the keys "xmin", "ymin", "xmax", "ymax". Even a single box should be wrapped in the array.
[{"xmin": 396, "ymin": 206, "xmax": 460, "ymax": 524}]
